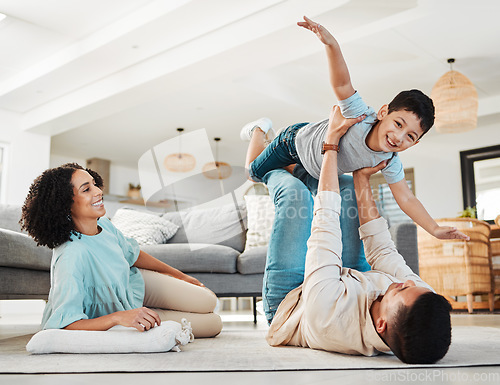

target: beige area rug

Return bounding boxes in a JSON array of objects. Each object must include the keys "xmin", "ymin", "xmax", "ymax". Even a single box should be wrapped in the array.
[{"xmin": 0, "ymin": 326, "xmax": 499, "ymax": 373}]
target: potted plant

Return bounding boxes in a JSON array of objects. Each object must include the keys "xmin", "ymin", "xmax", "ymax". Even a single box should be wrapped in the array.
[
  {"xmin": 127, "ymin": 183, "xmax": 141, "ymax": 199},
  {"xmin": 458, "ymin": 206, "xmax": 476, "ymax": 219}
]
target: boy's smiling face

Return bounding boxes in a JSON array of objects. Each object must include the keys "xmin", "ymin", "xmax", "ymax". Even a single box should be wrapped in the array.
[{"xmin": 367, "ymin": 105, "xmax": 424, "ymax": 153}]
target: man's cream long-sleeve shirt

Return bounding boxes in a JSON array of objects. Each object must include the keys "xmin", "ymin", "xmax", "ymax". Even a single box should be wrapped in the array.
[{"xmin": 266, "ymin": 191, "xmax": 433, "ymax": 356}]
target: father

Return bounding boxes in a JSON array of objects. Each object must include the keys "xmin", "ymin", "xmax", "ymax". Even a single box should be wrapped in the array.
[{"xmin": 259, "ymin": 107, "xmax": 451, "ymax": 364}]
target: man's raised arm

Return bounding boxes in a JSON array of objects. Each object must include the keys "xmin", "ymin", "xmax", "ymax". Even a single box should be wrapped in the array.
[
  {"xmin": 353, "ymin": 163, "xmax": 424, "ymax": 280},
  {"xmin": 352, "ymin": 162, "xmax": 387, "ymax": 225},
  {"xmin": 302, "ymin": 106, "xmax": 366, "ymax": 324}
]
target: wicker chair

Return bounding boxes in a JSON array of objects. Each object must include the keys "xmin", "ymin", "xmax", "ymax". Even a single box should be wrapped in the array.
[{"xmin": 417, "ymin": 218, "xmax": 494, "ymax": 313}]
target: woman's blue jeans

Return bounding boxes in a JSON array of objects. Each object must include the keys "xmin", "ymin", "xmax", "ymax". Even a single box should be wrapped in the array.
[{"xmin": 260, "ymin": 169, "xmax": 370, "ymax": 324}]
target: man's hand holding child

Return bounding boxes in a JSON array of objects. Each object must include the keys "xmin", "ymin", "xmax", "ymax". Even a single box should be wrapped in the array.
[{"xmin": 325, "ymin": 105, "xmax": 365, "ymax": 144}]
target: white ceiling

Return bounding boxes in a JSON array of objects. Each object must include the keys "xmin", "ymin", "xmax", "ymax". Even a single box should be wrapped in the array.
[{"xmin": 1, "ymin": 0, "xmax": 500, "ymax": 168}]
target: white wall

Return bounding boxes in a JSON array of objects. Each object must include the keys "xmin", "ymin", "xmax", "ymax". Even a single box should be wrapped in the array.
[
  {"xmin": 399, "ymin": 119, "xmax": 500, "ymax": 219},
  {"xmin": 50, "ymin": 154, "xmax": 140, "ymax": 197},
  {"xmin": 49, "ymin": 154, "xmax": 86, "ymax": 170},
  {"xmin": 0, "ymin": 110, "xmax": 51, "ymax": 205},
  {"xmin": 108, "ymin": 163, "xmax": 140, "ymax": 197}
]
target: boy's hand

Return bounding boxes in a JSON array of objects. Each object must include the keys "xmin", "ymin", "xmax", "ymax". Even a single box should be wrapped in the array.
[
  {"xmin": 297, "ymin": 16, "xmax": 336, "ymax": 46},
  {"xmin": 325, "ymin": 105, "xmax": 365, "ymax": 143},
  {"xmin": 433, "ymin": 226, "xmax": 470, "ymax": 241}
]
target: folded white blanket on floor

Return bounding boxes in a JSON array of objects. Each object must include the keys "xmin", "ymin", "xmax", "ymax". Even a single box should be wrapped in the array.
[{"xmin": 26, "ymin": 319, "xmax": 194, "ymax": 354}]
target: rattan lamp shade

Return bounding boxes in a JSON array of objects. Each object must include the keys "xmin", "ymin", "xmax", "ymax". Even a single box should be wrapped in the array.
[
  {"xmin": 202, "ymin": 161, "xmax": 232, "ymax": 179},
  {"xmin": 203, "ymin": 137, "xmax": 232, "ymax": 180},
  {"xmin": 164, "ymin": 127, "xmax": 196, "ymax": 172},
  {"xmin": 164, "ymin": 153, "xmax": 196, "ymax": 172},
  {"xmin": 431, "ymin": 60, "xmax": 478, "ymax": 133}
]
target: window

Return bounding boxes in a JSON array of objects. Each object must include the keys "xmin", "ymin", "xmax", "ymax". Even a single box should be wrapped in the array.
[
  {"xmin": 460, "ymin": 144, "xmax": 500, "ymax": 223},
  {"xmin": 369, "ymin": 168, "xmax": 415, "ymax": 226},
  {"xmin": 0, "ymin": 143, "xmax": 8, "ymax": 204}
]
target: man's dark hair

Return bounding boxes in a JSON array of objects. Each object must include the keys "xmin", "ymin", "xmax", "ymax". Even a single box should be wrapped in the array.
[
  {"xmin": 387, "ymin": 292, "xmax": 452, "ymax": 364},
  {"xmin": 20, "ymin": 163, "xmax": 103, "ymax": 249},
  {"xmin": 388, "ymin": 89, "xmax": 435, "ymax": 138}
]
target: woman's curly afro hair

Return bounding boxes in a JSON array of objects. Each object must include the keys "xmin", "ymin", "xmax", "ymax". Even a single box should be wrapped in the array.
[{"xmin": 20, "ymin": 163, "xmax": 104, "ymax": 249}]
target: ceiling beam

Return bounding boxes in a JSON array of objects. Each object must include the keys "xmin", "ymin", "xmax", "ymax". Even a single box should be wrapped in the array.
[
  {"xmin": 478, "ymin": 94, "xmax": 500, "ymax": 117},
  {"xmin": 19, "ymin": 0, "xmax": 350, "ymax": 135},
  {"xmin": 0, "ymin": 0, "xmax": 191, "ymax": 107}
]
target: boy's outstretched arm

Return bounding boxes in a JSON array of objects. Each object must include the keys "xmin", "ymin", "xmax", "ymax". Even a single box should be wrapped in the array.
[
  {"xmin": 389, "ymin": 180, "xmax": 470, "ymax": 240},
  {"xmin": 298, "ymin": 16, "xmax": 355, "ymax": 101}
]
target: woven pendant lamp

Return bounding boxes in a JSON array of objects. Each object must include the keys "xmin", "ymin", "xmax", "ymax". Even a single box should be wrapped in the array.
[
  {"xmin": 431, "ymin": 58, "xmax": 478, "ymax": 133},
  {"xmin": 164, "ymin": 128, "xmax": 196, "ymax": 172},
  {"xmin": 203, "ymin": 137, "xmax": 232, "ymax": 180}
]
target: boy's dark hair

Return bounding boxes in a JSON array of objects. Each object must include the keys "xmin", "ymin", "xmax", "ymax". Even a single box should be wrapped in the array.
[
  {"xmin": 387, "ymin": 292, "xmax": 452, "ymax": 364},
  {"xmin": 20, "ymin": 163, "xmax": 103, "ymax": 249},
  {"xmin": 388, "ymin": 89, "xmax": 435, "ymax": 137}
]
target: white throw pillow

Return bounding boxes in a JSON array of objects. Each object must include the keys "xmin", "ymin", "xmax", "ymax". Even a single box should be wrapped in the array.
[
  {"xmin": 163, "ymin": 202, "xmax": 247, "ymax": 252},
  {"xmin": 243, "ymin": 195, "xmax": 275, "ymax": 250},
  {"xmin": 111, "ymin": 208, "xmax": 179, "ymax": 245},
  {"xmin": 26, "ymin": 320, "xmax": 194, "ymax": 354}
]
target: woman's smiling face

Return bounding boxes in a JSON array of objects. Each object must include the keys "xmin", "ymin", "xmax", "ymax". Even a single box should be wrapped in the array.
[{"xmin": 70, "ymin": 169, "xmax": 105, "ymax": 223}]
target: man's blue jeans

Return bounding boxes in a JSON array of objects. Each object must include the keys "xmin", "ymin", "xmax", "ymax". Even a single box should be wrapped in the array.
[{"xmin": 260, "ymin": 169, "xmax": 370, "ymax": 324}]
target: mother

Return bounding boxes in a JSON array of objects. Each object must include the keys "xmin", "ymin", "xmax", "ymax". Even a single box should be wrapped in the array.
[{"xmin": 20, "ymin": 163, "xmax": 222, "ymax": 337}]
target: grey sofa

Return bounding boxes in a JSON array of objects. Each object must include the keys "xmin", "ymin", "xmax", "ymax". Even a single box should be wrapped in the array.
[{"xmin": 0, "ymin": 203, "xmax": 419, "ymax": 322}]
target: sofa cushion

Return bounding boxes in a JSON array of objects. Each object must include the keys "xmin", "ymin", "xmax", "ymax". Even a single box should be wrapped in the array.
[
  {"xmin": 237, "ymin": 246, "xmax": 267, "ymax": 275},
  {"xmin": 243, "ymin": 195, "xmax": 275, "ymax": 250},
  {"xmin": 0, "ymin": 228, "xmax": 52, "ymax": 270},
  {"xmin": 0, "ymin": 267, "xmax": 50, "ymax": 298},
  {"xmin": 0, "ymin": 204, "xmax": 23, "ymax": 233},
  {"xmin": 190, "ymin": 272, "xmax": 264, "ymax": 296},
  {"xmin": 141, "ymin": 243, "xmax": 238, "ymax": 274},
  {"xmin": 163, "ymin": 203, "xmax": 247, "ymax": 253},
  {"xmin": 111, "ymin": 208, "xmax": 179, "ymax": 245}
]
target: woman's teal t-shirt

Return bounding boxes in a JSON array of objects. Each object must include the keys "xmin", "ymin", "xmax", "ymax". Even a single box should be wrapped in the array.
[{"xmin": 41, "ymin": 217, "xmax": 144, "ymax": 329}]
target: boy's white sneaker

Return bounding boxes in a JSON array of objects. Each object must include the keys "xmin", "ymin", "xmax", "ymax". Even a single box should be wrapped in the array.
[{"xmin": 240, "ymin": 117, "xmax": 273, "ymax": 141}]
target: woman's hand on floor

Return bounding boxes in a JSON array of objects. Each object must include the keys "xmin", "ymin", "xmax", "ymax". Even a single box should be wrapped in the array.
[{"xmin": 115, "ymin": 307, "xmax": 162, "ymax": 332}]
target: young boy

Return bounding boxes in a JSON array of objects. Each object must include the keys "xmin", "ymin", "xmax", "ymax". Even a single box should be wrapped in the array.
[{"xmin": 241, "ymin": 16, "xmax": 468, "ymax": 241}]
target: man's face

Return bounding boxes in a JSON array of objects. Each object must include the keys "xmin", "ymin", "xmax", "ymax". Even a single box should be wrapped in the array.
[
  {"xmin": 374, "ymin": 106, "xmax": 424, "ymax": 153},
  {"xmin": 380, "ymin": 280, "xmax": 431, "ymax": 318}
]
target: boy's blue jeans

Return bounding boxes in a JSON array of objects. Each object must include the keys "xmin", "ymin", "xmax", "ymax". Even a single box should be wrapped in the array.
[
  {"xmin": 249, "ymin": 123, "xmax": 307, "ymax": 183},
  {"xmin": 259, "ymin": 169, "xmax": 371, "ymax": 324}
]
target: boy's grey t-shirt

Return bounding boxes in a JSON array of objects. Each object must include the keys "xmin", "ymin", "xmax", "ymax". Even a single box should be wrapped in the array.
[{"xmin": 294, "ymin": 92, "xmax": 405, "ymax": 184}]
